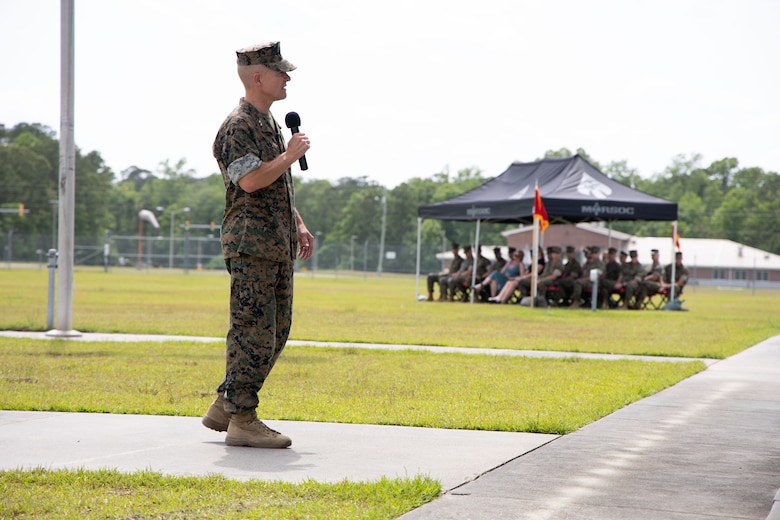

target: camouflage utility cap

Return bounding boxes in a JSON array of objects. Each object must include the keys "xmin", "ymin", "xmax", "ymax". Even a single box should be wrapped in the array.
[{"xmin": 236, "ymin": 42, "xmax": 296, "ymax": 71}]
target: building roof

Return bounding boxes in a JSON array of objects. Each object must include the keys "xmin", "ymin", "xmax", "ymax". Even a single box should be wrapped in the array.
[
  {"xmin": 502, "ymin": 222, "xmax": 633, "ymax": 241},
  {"xmin": 628, "ymin": 237, "xmax": 780, "ymax": 270}
]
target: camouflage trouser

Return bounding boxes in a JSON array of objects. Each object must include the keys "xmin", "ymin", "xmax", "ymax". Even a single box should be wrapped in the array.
[
  {"xmin": 638, "ymin": 280, "xmax": 661, "ymax": 302},
  {"xmin": 570, "ymin": 279, "xmax": 593, "ymax": 302},
  {"xmin": 624, "ymin": 280, "xmax": 641, "ymax": 307},
  {"xmin": 557, "ymin": 278, "xmax": 576, "ymax": 299},
  {"xmin": 599, "ymin": 279, "xmax": 618, "ymax": 306},
  {"xmin": 426, "ymin": 272, "xmax": 443, "ymax": 294},
  {"xmin": 217, "ymin": 254, "xmax": 294, "ymax": 413}
]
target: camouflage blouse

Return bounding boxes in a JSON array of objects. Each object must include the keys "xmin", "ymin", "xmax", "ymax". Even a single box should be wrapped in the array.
[{"xmin": 213, "ymin": 99, "xmax": 297, "ymax": 263}]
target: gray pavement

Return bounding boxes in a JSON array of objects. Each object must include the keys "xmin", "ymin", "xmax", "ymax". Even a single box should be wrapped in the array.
[
  {"xmin": 402, "ymin": 335, "xmax": 780, "ymax": 520},
  {"xmin": 0, "ymin": 331, "xmax": 778, "ymax": 518},
  {"xmin": 0, "ymin": 411, "xmax": 556, "ymax": 492}
]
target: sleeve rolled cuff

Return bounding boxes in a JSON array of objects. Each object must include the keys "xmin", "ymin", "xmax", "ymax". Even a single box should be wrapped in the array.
[{"xmin": 227, "ymin": 154, "xmax": 261, "ymax": 185}]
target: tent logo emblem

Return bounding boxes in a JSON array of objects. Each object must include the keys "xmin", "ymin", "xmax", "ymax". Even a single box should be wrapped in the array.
[
  {"xmin": 509, "ymin": 186, "xmax": 529, "ymax": 200},
  {"xmin": 466, "ymin": 206, "xmax": 491, "ymax": 217},
  {"xmin": 577, "ymin": 172, "xmax": 612, "ymax": 199},
  {"xmin": 581, "ymin": 202, "xmax": 635, "ymax": 216}
]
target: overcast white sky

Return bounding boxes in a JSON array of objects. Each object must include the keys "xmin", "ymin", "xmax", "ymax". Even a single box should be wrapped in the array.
[{"xmin": 2, "ymin": 0, "xmax": 779, "ymax": 187}]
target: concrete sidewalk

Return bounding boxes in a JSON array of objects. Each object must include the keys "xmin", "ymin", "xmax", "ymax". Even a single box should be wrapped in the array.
[
  {"xmin": 1, "ymin": 331, "xmax": 777, "ymax": 518},
  {"xmin": 402, "ymin": 334, "xmax": 780, "ymax": 519},
  {"xmin": 0, "ymin": 411, "xmax": 556, "ymax": 492}
]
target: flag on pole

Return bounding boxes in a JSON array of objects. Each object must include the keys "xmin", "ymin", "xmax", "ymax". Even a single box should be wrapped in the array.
[
  {"xmin": 534, "ymin": 187, "xmax": 549, "ymax": 234},
  {"xmin": 673, "ymin": 222, "xmax": 681, "ymax": 250}
]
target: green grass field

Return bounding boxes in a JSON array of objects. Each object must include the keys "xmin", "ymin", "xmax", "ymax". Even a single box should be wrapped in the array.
[
  {"xmin": 1, "ymin": 267, "xmax": 778, "ymax": 519},
  {"xmin": 2, "ymin": 267, "xmax": 778, "ymax": 358}
]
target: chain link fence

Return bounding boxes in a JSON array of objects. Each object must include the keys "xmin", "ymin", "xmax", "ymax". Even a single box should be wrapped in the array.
[{"xmin": 2, "ymin": 232, "xmax": 449, "ymax": 276}]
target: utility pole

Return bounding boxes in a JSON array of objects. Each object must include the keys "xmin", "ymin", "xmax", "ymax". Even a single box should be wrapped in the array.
[
  {"xmin": 376, "ymin": 193, "xmax": 387, "ymax": 276},
  {"xmin": 48, "ymin": 0, "xmax": 79, "ymax": 338}
]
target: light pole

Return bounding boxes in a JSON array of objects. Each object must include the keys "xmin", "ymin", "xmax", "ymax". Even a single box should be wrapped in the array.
[
  {"xmin": 165, "ymin": 207, "xmax": 190, "ymax": 269},
  {"xmin": 312, "ymin": 231, "xmax": 322, "ymax": 276},
  {"xmin": 138, "ymin": 208, "xmax": 160, "ymax": 269},
  {"xmin": 376, "ymin": 193, "xmax": 387, "ymax": 276},
  {"xmin": 49, "ymin": 199, "xmax": 58, "ymax": 249},
  {"xmin": 350, "ymin": 235, "xmax": 357, "ymax": 271}
]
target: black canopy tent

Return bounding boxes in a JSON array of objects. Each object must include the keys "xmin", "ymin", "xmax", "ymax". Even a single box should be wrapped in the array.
[
  {"xmin": 418, "ymin": 155, "xmax": 677, "ymax": 224},
  {"xmin": 414, "ymin": 155, "xmax": 678, "ymax": 300}
]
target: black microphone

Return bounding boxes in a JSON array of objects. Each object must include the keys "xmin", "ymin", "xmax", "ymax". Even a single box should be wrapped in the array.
[{"xmin": 284, "ymin": 111, "xmax": 308, "ymax": 171}]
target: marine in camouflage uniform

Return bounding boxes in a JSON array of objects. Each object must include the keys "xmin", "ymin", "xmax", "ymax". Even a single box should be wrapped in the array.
[
  {"xmin": 637, "ymin": 249, "xmax": 664, "ymax": 307},
  {"xmin": 570, "ymin": 246, "xmax": 606, "ymax": 308},
  {"xmin": 523, "ymin": 246, "xmax": 564, "ymax": 300},
  {"xmin": 446, "ymin": 245, "xmax": 475, "ymax": 301},
  {"xmin": 660, "ymin": 252, "xmax": 689, "ymax": 295},
  {"xmin": 426, "ymin": 243, "xmax": 463, "ymax": 301},
  {"xmin": 215, "ymin": 104, "xmax": 298, "ymax": 413},
  {"xmin": 620, "ymin": 250, "xmax": 646, "ymax": 309},
  {"xmin": 599, "ymin": 247, "xmax": 622, "ymax": 308},
  {"xmin": 202, "ymin": 42, "xmax": 313, "ymax": 449},
  {"xmin": 557, "ymin": 245, "xmax": 582, "ymax": 303}
]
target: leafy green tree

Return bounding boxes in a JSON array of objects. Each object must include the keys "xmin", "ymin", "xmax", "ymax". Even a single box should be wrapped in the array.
[
  {"xmin": 541, "ymin": 147, "xmax": 603, "ymax": 170},
  {"xmin": 1, "ymin": 123, "xmax": 115, "ymax": 257},
  {"xmin": 4, "ymin": 120, "xmax": 780, "ymax": 262},
  {"xmin": 0, "ymin": 139, "xmax": 54, "ymax": 239},
  {"xmin": 713, "ymin": 167, "xmax": 780, "ymax": 253}
]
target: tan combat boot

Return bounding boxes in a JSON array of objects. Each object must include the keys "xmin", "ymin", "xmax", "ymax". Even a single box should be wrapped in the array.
[
  {"xmin": 201, "ymin": 395, "xmax": 231, "ymax": 432},
  {"xmin": 225, "ymin": 409, "xmax": 292, "ymax": 448}
]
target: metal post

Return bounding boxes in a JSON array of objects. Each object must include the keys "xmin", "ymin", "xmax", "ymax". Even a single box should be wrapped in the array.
[
  {"xmin": 183, "ymin": 229, "xmax": 190, "ymax": 275},
  {"xmin": 168, "ymin": 207, "xmax": 189, "ymax": 269},
  {"xmin": 49, "ymin": 199, "xmax": 58, "ymax": 249},
  {"xmin": 470, "ymin": 220, "xmax": 481, "ymax": 303},
  {"xmin": 168, "ymin": 212, "xmax": 175, "ymax": 269},
  {"xmin": 312, "ymin": 231, "xmax": 322, "ymax": 276},
  {"xmin": 376, "ymin": 194, "xmax": 387, "ymax": 276},
  {"xmin": 363, "ymin": 239, "xmax": 368, "ymax": 280},
  {"xmin": 147, "ymin": 234, "xmax": 152, "ymax": 269},
  {"xmin": 590, "ymin": 268, "xmax": 601, "ymax": 312},
  {"xmin": 103, "ymin": 230, "xmax": 110, "ymax": 272},
  {"xmin": 46, "ymin": 249, "xmax": 58, "ymax": 329},
  {"xmin": 50, "ymin": 0, "xmax": 80, "ymax": 337},
  {"xmin": 5, "ymin": 230, "xmax": 12, "ymax": 269},
  {"xmin": 350, "ymin": 235, "xmax": 357, "ymax": 272}
]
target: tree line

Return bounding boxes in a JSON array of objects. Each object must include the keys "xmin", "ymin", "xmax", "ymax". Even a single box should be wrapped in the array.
[{"xmin": 2, "ymin": 122, "xmax": 778, "ymax": 271}]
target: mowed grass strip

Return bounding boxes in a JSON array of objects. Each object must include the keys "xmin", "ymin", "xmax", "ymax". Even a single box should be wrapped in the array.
[
  {"xmin": 1, "ymin": 268, "xmax": 778, "ymax": 358},
  {"xmin": 0, "ymin": 338, "xmax": 703, "ymax": 434},
  {"xmin": 0, "ymin": 468, "xmax": 440, "ymax": 520}
]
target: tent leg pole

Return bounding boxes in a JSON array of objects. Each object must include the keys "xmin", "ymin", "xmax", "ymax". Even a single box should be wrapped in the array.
[
  {"xmin": 470, "ymin": 219, "xmax": 482, "ymax": 303},
  {"xmin": 415, "ymin": 217, "xmax": 422, "ymax": 301}
]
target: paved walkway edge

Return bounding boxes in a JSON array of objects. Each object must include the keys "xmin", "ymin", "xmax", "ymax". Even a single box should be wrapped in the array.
[{"xmin": 0, "ymin": 330, "xmax": 717, "ymax": 365}]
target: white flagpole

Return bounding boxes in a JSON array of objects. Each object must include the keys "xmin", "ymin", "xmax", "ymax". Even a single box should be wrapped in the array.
[
  {"xmin": 669, "ymin": 220, "xmax": 678, "ymax": 302},
  {"xmin": 531, "ymin": 215, "xmax": 539, "ymax": 308}
]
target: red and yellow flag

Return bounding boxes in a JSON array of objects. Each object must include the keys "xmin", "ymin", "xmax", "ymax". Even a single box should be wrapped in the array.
[
  {"xmin": 534, "ymin": 187, "xmax": 549, "ymax": 233},
  {"xmin": 673, "ymin": 223, "xmax": 681, "ymax": 250}
]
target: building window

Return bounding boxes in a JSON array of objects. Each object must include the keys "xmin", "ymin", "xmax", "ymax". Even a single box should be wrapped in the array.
[
  {"xmin": 713, "ymin": 269, "xmax": 727, "ymax": 279},
  {"xmin": 734, "ymin": 270, "xmax": 747, "ymax": 280},
  {"xmin": 756, "ymin": 271, "xmax": 769, "ymax": 281}
]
